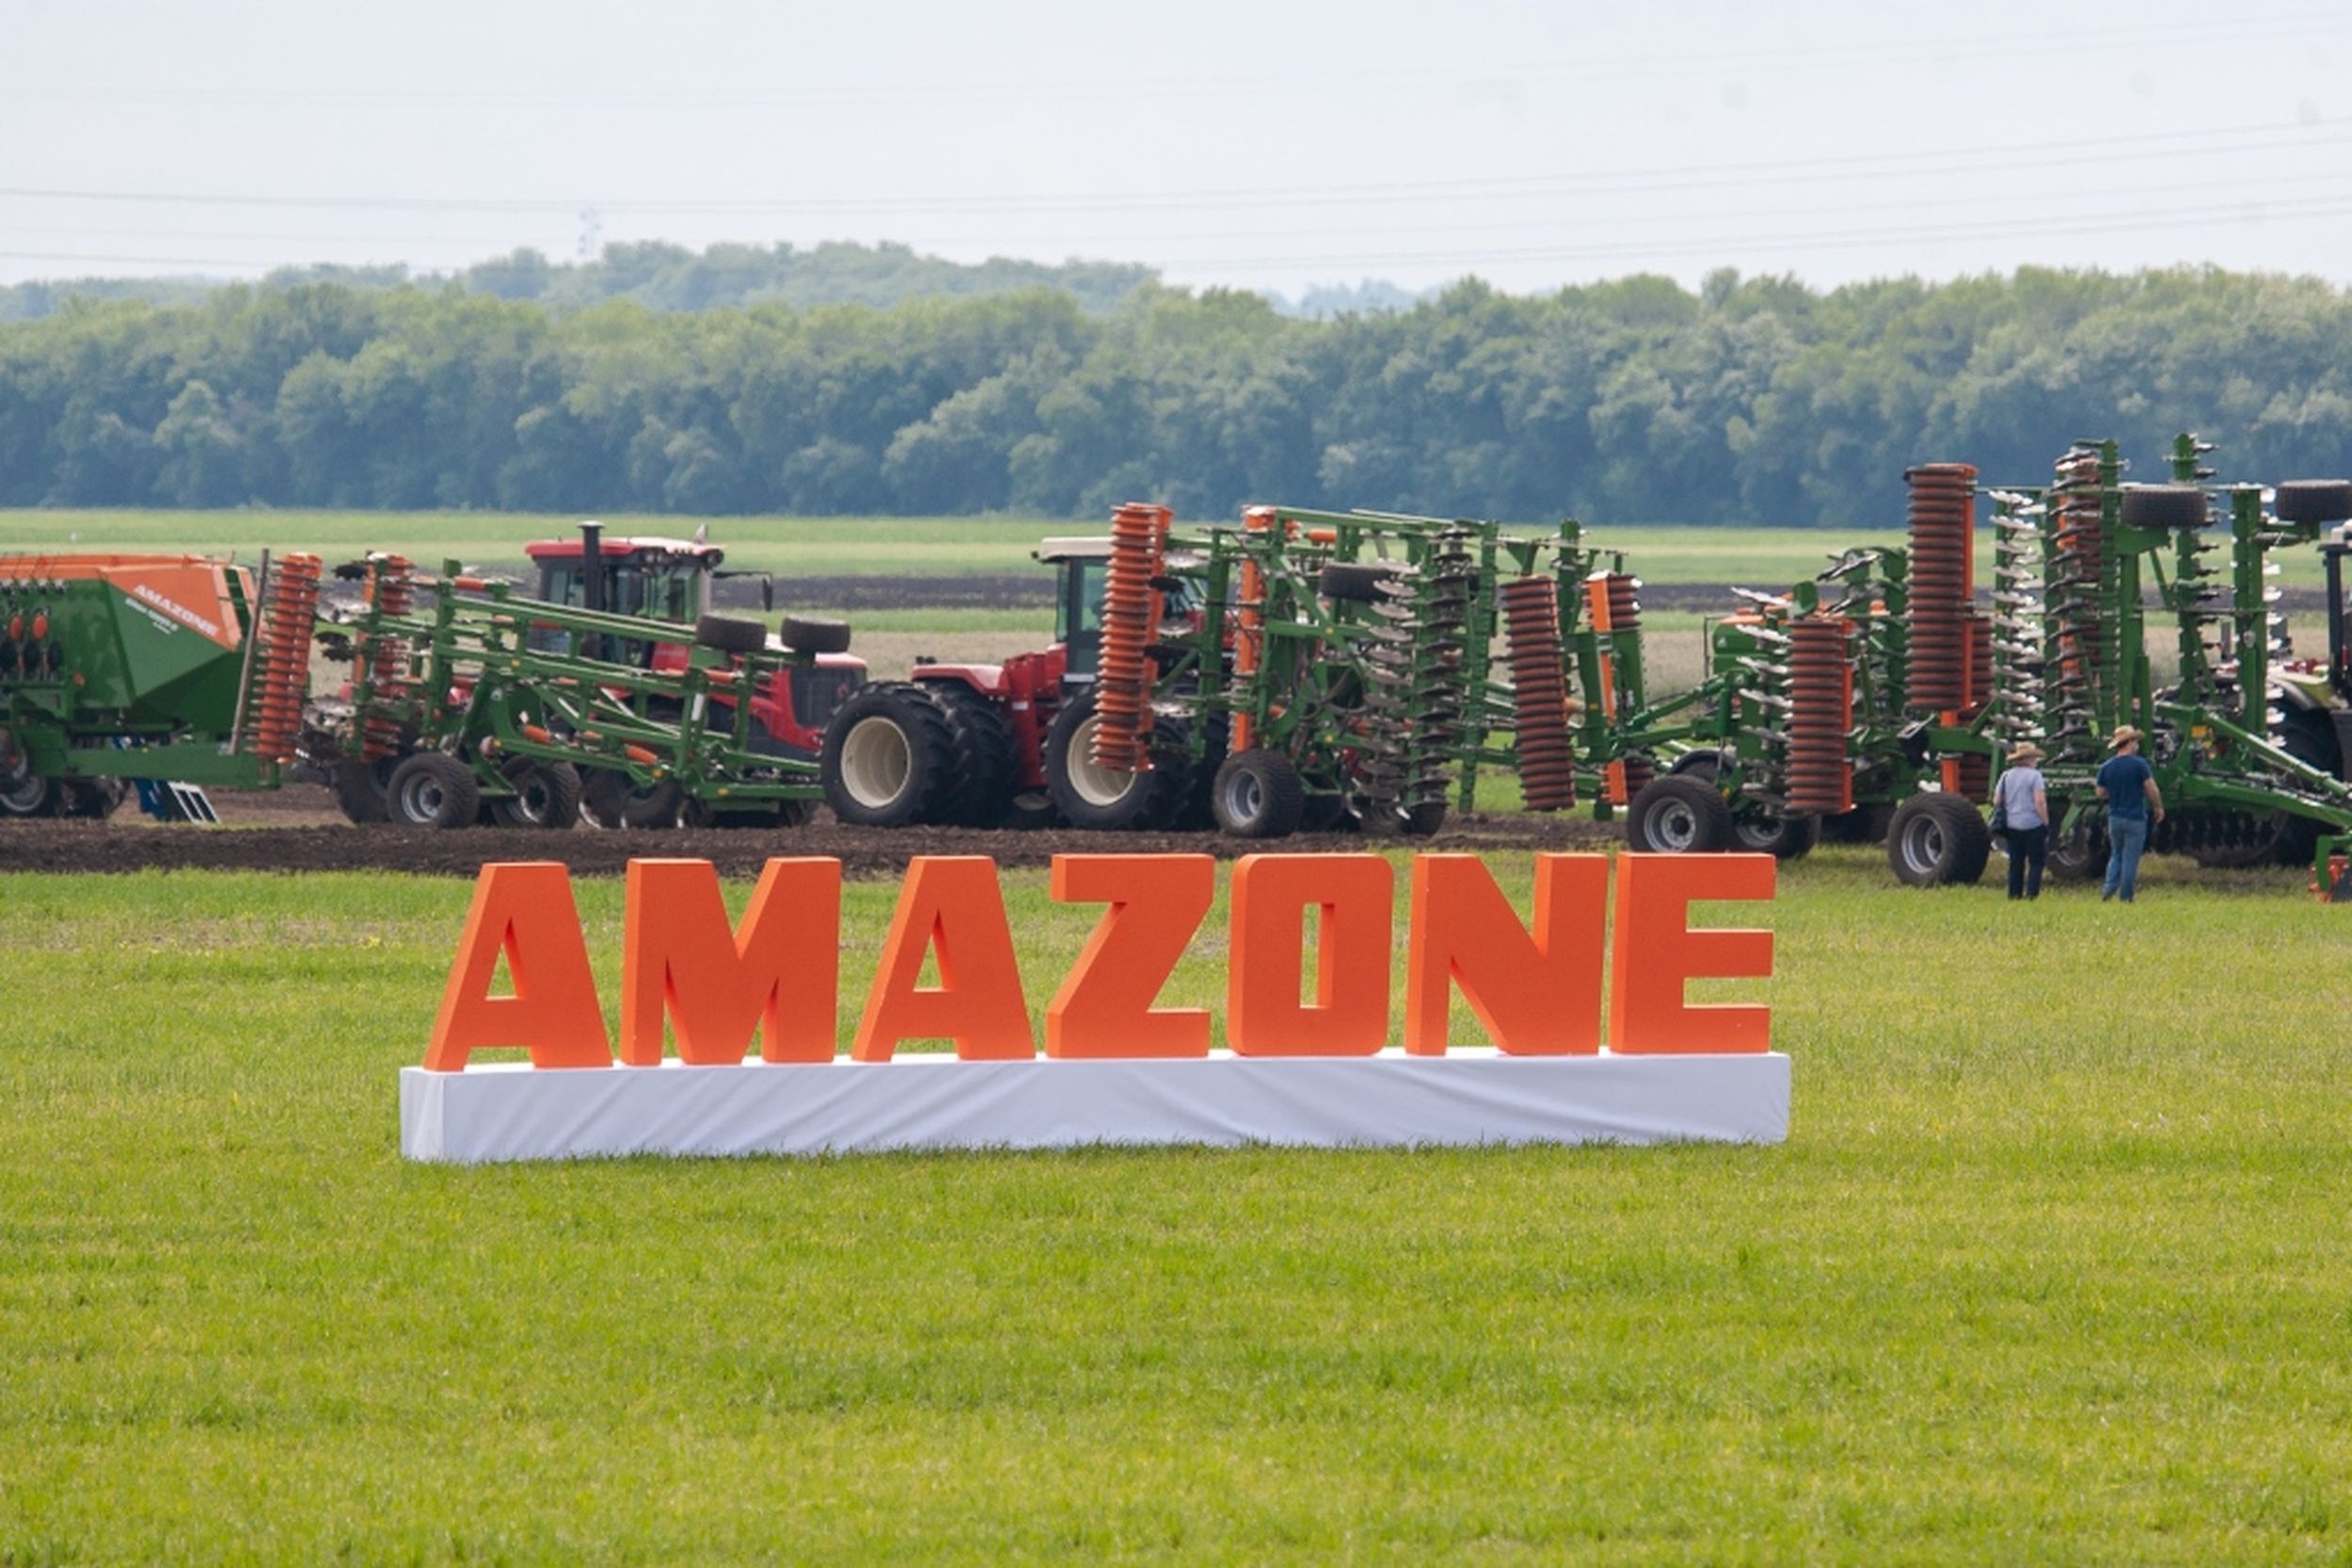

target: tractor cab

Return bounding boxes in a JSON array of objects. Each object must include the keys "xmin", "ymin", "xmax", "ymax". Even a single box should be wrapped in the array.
[
  {"xmin": 525, "ymin": 525, "xmax": 718, "ymax": 651},
  {"xmin": 1035, "ymin": 536, "xmax": 1204, "ymax": 683}
]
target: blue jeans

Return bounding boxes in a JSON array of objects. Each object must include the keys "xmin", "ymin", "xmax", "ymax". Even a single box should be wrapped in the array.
[{"xmin": 2105, "ymin": 816, "xmax": 2149, "ymax": 901}]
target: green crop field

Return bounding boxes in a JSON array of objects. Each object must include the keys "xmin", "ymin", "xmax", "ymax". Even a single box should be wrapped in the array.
[
  {"xmin": 3, "ymin": 852, "xmax": 2347, "ymax": 1563},
  {"xmin": 17, "ymin": 508, "xmax": 2297, "ymax": 592}
]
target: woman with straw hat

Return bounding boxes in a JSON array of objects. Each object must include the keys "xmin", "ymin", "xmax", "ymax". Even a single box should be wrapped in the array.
[{"xmin": 1993, "ymin": 741, "xmax": 2051, "ymax": 900}]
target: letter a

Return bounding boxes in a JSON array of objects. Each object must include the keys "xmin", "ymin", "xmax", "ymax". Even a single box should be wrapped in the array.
[
  {"xmin": 621, "ymin": 858, "xmax": 841, "ymax": 1065},
  {"xmin": 1607, "ymin": 853, "xmax": 1775, "ymax": 1053},
  {"xmin": 852, "ymin": 857, "xmax": 1035, "ymax": 1061},
  {"xmin": 424, "ymin": 863, "xmax": 610, "ymax": 1070},
  {"xmin": 1403, "ymin": 853, "xmax": 1607, "ymax": 1055}
]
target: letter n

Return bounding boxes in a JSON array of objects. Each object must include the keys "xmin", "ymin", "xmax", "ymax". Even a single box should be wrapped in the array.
[
  {"xmin": 621, "ymin": 858, "xmax": 841, "ymax": 1065},
  {"xmin": 1404, "ymin": 853, "xmax": 1607, "ymax": 1055},
  {"xmin": 424, "ymin": 863, "xmax": 610, "ymax": 1070},
  {"xmin": 852, "ymin": 857, "xmax": 1035, "ymax": 1061}
]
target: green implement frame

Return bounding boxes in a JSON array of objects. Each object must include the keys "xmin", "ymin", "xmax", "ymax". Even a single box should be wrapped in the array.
[{"xmin": 335, "ymin": 557, "xmax": 825, "ymax": 820}]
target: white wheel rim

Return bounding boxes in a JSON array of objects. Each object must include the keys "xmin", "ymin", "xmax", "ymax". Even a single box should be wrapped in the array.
[
  {"xmin": 1065, "ymin": 715, "xmax": 1137, "ymax": 807},
  {"xmin": 1221, "ymin": 769, "xmax": 1264, "ymax": 824},
  {"xmin": 1651, "ymin": 800, "xmax": 1700, "ymax": 851},
  {"xmin": 1901, "ymin": 817, "xmax": 1945, "ymax": 875},
  {"xmin": 399, "ymin": 774, "xmax": 446, "ymax": 821},
  {"xmin": 840, "ymin": 716, "xmax": 913, "ymax": 808}
]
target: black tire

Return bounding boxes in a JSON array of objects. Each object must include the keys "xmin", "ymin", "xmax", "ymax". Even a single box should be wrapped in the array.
[
  {"xmin": 2275, "ymin": 479, "xmax": 2352, "ymax": 526},
  {"xmin": 1626, "ymin": 775, "xmax": 1735, "ymax": 854},
  {"xmin": 2048, "ymin": 816, "xmax": 2109, "ymax": 881},
  {"xmin": 1886, "ymin": 792, "xmax": 1991, "ymax": 886},
  {"xmin": 997, "ymin": 789, "xmax": 1060, "ymax": 830},
  {"xmin": 2271, "ymin": 707, "xmax": 2343, "ymax": 866},
  {"xmin": 924, "ymin": 682, "xmax": 1019, "ymax": 827},
  {"xmin": 1212, "ymin": 750, "xmax": 1307, "ymax": 839},
  {"xmin": 330, "ymin": 756, "xmax": 397, "ymax": 825},
  {"xmin": 580, "ymin": 768, "xmax": 685, "ymax": 830},
  {"xmin": 387, "ymin": 752, "xmax": 482, "ymax": 831},
  {"xmin": 1319, "ymin": 562, "xmax": 1398, "ymax": 603},
  {"xmin": 2119, "ymin": 483, "xmax": 2209, "ymax": 531},
  {"xmin": 694, "ymin": 613, "xmax": 769, "ymax": 655},
  {"xmin": 1401, "ymin": 800, "xmax": 1448, "ymax": 837},
  {"xmin": 780, "ymin": 615, "xmax": 852, "ymax": 654},
  {"xmin": 1733, "ymin": 809, "xmax": 1820, "ymax": 859},
  {"xmin": 1300, "ymin": 792, "xmax": 1358, "ymax": 833},
  {"xmin": 489, "ymin": 759, "xmax": 583, "ymax": 830},
  {"xmin": 1820, "ymin": 802, "xmax": 1895, "ymax": 844},
  {"xmin": 56, "ymin": 778, "xmax": 128, "ymax": 820},
  {"xmin": 821, "ymin": 682, "xmax": 959, "ymax": 828},
  {"xmin": 1669, "ymin": 751, "xmax": 1724, "ymax": 780},
  {"xmin": 1044, "ymin": 688, "xmax": 1173, "ymax": 831}
]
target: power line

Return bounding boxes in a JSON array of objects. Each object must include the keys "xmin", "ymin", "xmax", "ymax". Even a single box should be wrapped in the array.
[{"xmin": 1, "ymin": 119, "xmax": 2344, "ymax": 223}]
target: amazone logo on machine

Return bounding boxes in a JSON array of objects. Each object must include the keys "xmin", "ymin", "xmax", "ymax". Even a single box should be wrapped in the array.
[{"xmin": 425, "ymin": 851, "xmax": 1775, "ymax": 1069}]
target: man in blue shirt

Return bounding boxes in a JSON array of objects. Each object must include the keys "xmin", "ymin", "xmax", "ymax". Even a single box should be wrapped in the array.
[{"xmin": 2094, "ymin": 724, "xmax": 2164, "ymax": 902}]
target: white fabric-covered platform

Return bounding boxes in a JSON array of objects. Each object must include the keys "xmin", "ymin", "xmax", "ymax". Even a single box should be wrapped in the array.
[{"xmin": 399, "ymin": 1049, "xmax": 1789, "ymax": 1164}]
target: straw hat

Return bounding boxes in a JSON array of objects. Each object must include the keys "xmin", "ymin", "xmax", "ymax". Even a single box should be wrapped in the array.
[
  {"xmin": 2007, "ymin": 741, "xmax": 2044, "ymax": 763},
  {"xmin": 2107, "ymin": 724, "xmax": 2144, "ymax": 750}
]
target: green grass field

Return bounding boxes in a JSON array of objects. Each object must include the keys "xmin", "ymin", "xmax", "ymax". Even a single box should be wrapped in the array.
[
  {"xmin": 4, "ymin": 850, "xmax": 2348, "ymax": 1563},
  {"xmin": 12, "ymin": 509, "xmax": 2253, "ymax": 591}
]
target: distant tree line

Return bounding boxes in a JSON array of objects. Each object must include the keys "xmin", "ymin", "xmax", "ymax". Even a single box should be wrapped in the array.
[
  {"xmin": 0, "ymin": 242, "xmax": 1155, "ymax": 325},
  {"xmin": 3, "ymin": 263, "xmax": 2350, "ymax": 528}
]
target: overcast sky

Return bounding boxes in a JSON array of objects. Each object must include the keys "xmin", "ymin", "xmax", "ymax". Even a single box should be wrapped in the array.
[{"xmin": 4, "ymin": 0, "xmax": 2347, "ymax": 297}]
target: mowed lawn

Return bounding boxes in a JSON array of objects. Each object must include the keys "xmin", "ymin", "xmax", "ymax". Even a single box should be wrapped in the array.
[
  {"xmin": 1, "ymin": 849, "xmax": 2347, "ymax": 1563},
  {"xmin": 0, "ymin": 508, "xmax": 2127, "ymax": 592}
]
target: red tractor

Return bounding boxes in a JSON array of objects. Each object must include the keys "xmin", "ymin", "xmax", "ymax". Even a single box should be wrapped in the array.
[{"xmin": 818, "ymin": 537, "xmax": 1215, "ymax": 831}]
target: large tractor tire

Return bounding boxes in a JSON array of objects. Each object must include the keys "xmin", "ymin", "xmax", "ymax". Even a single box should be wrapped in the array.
[
  {"xmin": 387, "ymin": 752, "xmax": 483, "ymax": 831},
  {"xmin": 489, "ymin": 759, "xmax": 583, "ymax": 830},
  {"xmin": 331, "ymin": 756, "xmax": 397, "ymax": 825},
  {"xmin": 2047, "ymin": 815, "xmax": 2110, "ymax": 882},
  {"xmin": 924, "ymin": 682, "xmax": 1019, "ymax": 828},
  {"xmin": 1626, "ymin": 775, "xmax": 1735, "ymax": 854},
  {"xmin": 1045, "ymin": 689, "xmax": 1183, "ymax": 831},
  {"xmin": 1211, "ymin": 749, "xmax": 1307, "ymax": 839},
  {"xmin": 1886, "ymin": 792, "xmax": 1991, "ymax": 887},
  {"xmin": 821, "ymin": 682, "xmax": 959, "ymax": 828}
]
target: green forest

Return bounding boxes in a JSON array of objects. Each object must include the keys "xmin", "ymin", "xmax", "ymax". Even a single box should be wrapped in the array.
[{"xmin": 2, "ymin": 260, "xmax": 2348, "ymax": 528}]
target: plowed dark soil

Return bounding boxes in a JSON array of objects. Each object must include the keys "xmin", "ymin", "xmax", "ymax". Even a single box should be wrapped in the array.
[{"xmin": 0, "ymin": 790, "xmax": 1616, "ymax": 880}]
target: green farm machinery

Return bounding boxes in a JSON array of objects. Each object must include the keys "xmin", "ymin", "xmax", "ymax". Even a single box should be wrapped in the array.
[
  {"xmin": 0, "ymin": 527, "xmax": 863, "ymax": 832},
  {"xmin": 321, "ymin": 551, "xmax": 850, "ymax": 830},
  {"xmin": 0, "ymin": 550, "xmax": 325, "ymax": 821}
]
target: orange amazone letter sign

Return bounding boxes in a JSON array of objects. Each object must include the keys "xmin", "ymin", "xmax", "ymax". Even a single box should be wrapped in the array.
[
  {"xmin": 1404, "ymin": 853, "xmax": 1609, "ymax": 1055},
  {"xmin": 853, "ymin": 856, "xmax": 1036, "ymax": 1061},
  {"xmin": 1227, "ymin": 853, "xmax": 1392, "ymax": 1055},
  {"xmin": 1045, "ymin": 853, "xmax": 1215, "ymax": 1058},
  {"xmin": 425, "ymin": 862, "xmax": 612, "ymax": 1070},
  {"xmin": 620, "ymin": 858, "xmax": 840, "ymax": 1065},
  {"xmin": 1608, "ymin": 852, "xmax": 1775, "ymax": 1053}
]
